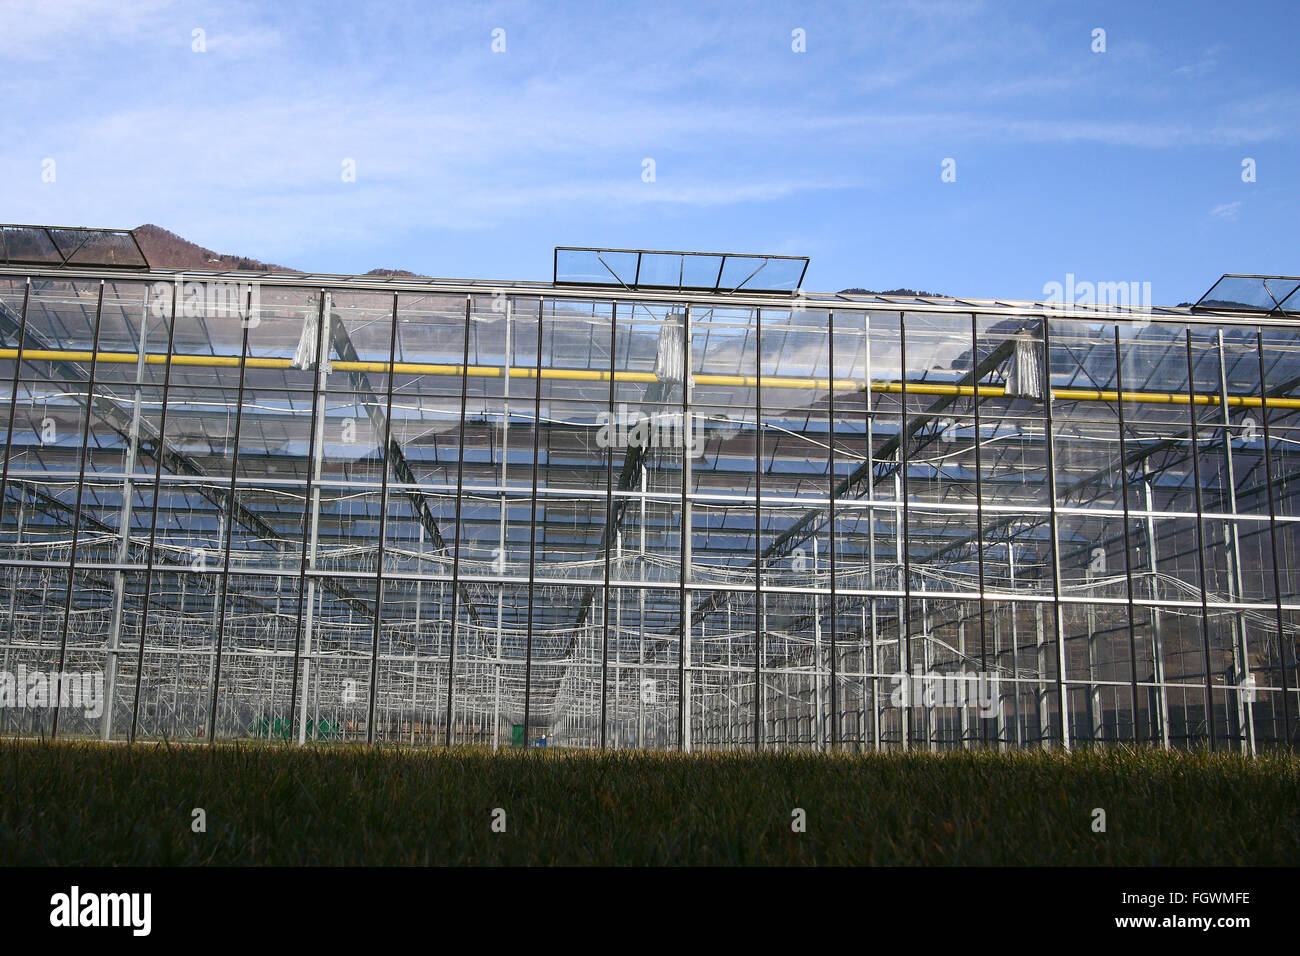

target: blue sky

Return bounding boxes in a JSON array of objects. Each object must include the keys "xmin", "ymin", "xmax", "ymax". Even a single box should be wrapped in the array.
[{"xmin": 2, "ymin": 0, "xmax": 1296, "ymax": 303}]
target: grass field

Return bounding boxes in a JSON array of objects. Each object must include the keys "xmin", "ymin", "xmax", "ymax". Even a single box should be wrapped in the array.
[{"xmin": 1, "ymin": 740, "xmax": 1297, "ymax": 865}]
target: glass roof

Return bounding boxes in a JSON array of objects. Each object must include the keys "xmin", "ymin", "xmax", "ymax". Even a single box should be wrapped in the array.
[
  {"xmin": 0, "ymin": 224, "xmax": 149, "ymax": 270},
  {"xmin": 1193, "ymin": 274, "xmax": 1300, "ymax": 315},
  {"xmin": 554, "ymin": 246, "xmax": 808, "ymax": 294}
]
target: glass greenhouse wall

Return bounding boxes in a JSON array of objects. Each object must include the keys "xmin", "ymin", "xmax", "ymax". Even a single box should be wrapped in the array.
[{"xmin": 0, "ymin": 264, "xmax": 1296, "ymax": 753}]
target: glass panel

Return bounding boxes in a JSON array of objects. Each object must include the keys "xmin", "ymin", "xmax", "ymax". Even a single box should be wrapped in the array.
[
  {"xmin": 721, "ymin": 255, "xmax": 806, "ymax": 292},
  {"xmin": 554, "ymin": 248, "xmax": 638, "ymax": 287},
  {"xmin": 1196, "ymin": 275, "xmax": 1300, "ymax": 312}
]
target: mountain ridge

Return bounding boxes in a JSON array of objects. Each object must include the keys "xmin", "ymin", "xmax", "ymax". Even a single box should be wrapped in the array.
[{"xmin": 134, "ymin": 226, "xmax": 947, "ymax": 294}]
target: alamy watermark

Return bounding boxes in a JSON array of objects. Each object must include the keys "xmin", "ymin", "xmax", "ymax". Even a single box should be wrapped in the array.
[
  {"xmin": 596, "ymin": 404, "xmax": 704, "ymax": 457},
  {"xmin": 0, "ymin": 667, "xmax": 104, "ymax": 719},
  {"xmin": 889, "ymin": 668, "xmax": 1000, "ymax": 718},
  {"xmin": 1042, "ymin": 273, "xmax": 1152, "ymax": 312},
  {"xmin": 150, "ymin": 277, "xmax": 261, "ymax": 326},
  {"xmin": 50, "ymin": 886, "xmax": 151, "ymax": 936}
]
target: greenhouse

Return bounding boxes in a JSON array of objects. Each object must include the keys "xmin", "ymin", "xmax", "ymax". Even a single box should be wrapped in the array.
[{"xmin": 0, "ymin": 227, "xmax": 1296, "ymax": 753}]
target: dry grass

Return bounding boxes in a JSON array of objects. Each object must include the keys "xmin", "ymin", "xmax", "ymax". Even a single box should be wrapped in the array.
[{"xmin": 2, "ymin": 740, "xmax": 1297, "ymax": 865}]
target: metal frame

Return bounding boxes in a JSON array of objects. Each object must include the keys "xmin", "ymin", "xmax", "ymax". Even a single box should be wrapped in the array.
[
  {"xmin": 0, "ymin": 225, "xmax": 149, "ymax": 271},
  {"xmin": 553, "ymin": 246, "xmax": 810, "ymax": 295},
  {"xmin": 0, "ymin": 263, "xmax": 1297, "ymax": 753}
]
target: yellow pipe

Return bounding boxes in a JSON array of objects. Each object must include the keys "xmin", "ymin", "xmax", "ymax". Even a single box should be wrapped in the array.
[{"xmin": 2, "ymin": 348, "xmax": 1298, "ymax": 409}]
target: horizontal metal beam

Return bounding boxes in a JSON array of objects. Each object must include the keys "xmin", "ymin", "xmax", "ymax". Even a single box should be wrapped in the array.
[
  {"xmin": 0, "ymin": 264, "xmax": 1268, "ymax": 325},
  {"xmin": 7, "ymin": 346, "xmax": 1300, "ymax": 408}
]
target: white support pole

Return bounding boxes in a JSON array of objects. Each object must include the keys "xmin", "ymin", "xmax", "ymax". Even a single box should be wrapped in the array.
[
  {"xmin": 682, "ymin": 307, "xmax": 693, "ymax": 754},
  {"xmin": 103, "ymin": 293, "xmax": 151, "ymax": 739},
  {"xmin": 1144, "ymin": 481, "xmax": 1171, "ymax": 749},
  {"xmin": 1217, "ymin": 330, "xmax": 1254, "ymax": 756},
  {"xmin": 298, "ymin": 295, "xmax": 331, "ymax": 745}
]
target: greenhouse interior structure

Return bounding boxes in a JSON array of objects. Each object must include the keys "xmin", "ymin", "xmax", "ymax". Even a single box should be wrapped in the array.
[{"xmin": 0, "ymin": 225, "xmax": 1296, "ymax": 754}]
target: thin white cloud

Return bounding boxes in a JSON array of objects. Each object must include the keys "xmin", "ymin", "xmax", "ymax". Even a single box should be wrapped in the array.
[
  {"xmin": 1210, "ymin": 201, "xmax": 1242, "ymax": 221},
  {"xmin": 201, "ymin": 26, "xmax": 282, "ymax": 58},
  {"xmin": 0, "ymin": 0, "xmax": 175, "ymax": 58},
  {"xmin": 1172, "ymin": 44, "xmax": 1224, "ymax": 78}
]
